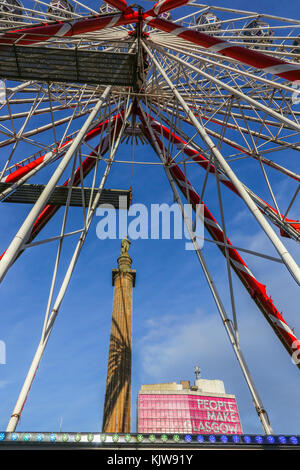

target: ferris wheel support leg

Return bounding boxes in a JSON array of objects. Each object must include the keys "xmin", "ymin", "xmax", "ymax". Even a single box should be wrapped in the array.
[
  {"xmin": 0, "ymin": 86, "xmax": 112, "ymax": 286},
  {"xmin": 170, "ymin": 194, "xmax": 275, "ymax": 435},
  {"xmin": 139, "ymin": 109, "xmax": 273, "ymax": 434},
  {"xmin": 6, "ymin": 102, "xmax": 131, "ymax": 433},
  {"xmin": 142, "ymin": 41, "xmax": 300, "ymax": 287},
  {"xmin": 139, "ymin": 103, "xmax": 274, "ymax": 434}
]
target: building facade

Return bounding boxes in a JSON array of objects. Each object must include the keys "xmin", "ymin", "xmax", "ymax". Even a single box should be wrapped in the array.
[{"xmin": 137, "ymin": 378, "xmax": 242, "ymax": 435}]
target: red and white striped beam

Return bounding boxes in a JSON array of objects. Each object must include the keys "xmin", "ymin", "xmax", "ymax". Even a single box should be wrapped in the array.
[
  {"xmin": 143, "ymin": 14, "xmax": 300, "ymax": 82},
  {"xmin": 0, "ymin": 11, "xmax": 139, "ymax": 46},
  {"xmin": 149, "ymin": 117, "xmax": 300, "ymax": 238},
  {"xmin": 139, "ymin": 112, "xmax": 300, "ymax": 365},
  {"xmin": 1, "ymin": 115, "xmax": 118, "ymax": 184},
  {"xmin": 1, "ymin": 1, "xmax": 300, "ymax": 83}
]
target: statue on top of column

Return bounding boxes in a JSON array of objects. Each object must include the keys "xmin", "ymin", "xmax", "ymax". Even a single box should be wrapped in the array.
[{"xmin": 120, "ymin": 237, "xmax": 131, "ymax": 256}]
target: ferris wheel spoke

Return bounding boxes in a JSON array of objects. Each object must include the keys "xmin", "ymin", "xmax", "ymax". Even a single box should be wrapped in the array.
[
  {"xmin": 146, "ymin": 92, "xmax": 300, "ymax": 193},
  {"xmin": 25, "ymin": 110, "xmax": 125, "ymax": 244},
  {"xmin": 168, "ymin": 183, "xmax": 273, "ymax": 435},
  {"xmin": 144, "ymin": 109, "xmax": 300, "ymax": 241},
  {"xmin": 0, "ymin": 86, "xmax": 115, "ymax": 285},
  {"xmin": 142, "ymin": 115, "xmax": 300, "ymax": 368},
  {"xmin": 146, "ymin": 52, "xmax": 300, "ymax": 184},
  {"xmin": 144, "ymin": 39, "xmax": 300, "ymax": 285},
  {"xmin": 0, "ymin": 101, "xmax": 123, "ymax": 219},
  {"xmin": 174, "ymin": 165, "xmax": 300, "ymax": 364},
  {"xmin": 4, "ymin": 0, "xmax": 81, "ymax": 25},
  {"xmin": 129, "ymin": 99, "xmax": 297, "ymax": 159},
  {"xmin": 150, "ymin": 37, "xmax": 300, "ymax": 114},
  {"xmin": 152, "ymin": 99, "xmax": 300, "ymax": 177},
  {"xmin": 0, "ymin": 77, "xmax": 126, "ymax": 182},
  {"xmin": 143, "ymin": 97, "xmax": 300, "ymax": 210},
  {"xmin": 181, "ymin": 3, "xmax": 300, "ymax": 23},
  {"xmin": 0, "ymin": 83, "xmax": 49, "ymax": 179},
  {"xmin": 0, "ymin": 97, "xmax": 115, "ymax": 150},
  {"xmin": 150, "ymin": 83, "xmax": 298, "ymax": 151},
  {"xmin": 175, "ymin": 2, "xmax": 300, "ymax": 57},
  {"xmin": 211, "ymin": 152, "xmax": 241, "ymax": 339},
  {"xmin": 1, "ymin": 101, "xmax": 122, "ymax": 239},
  {"xmin": 146, "ymin": 16, "xmax": 300, "ymax": 82},
  {"xmin": 151, "ymin": 46, "xmax": 300, "ymax": 132},
  {"xmin": 139, "ymin": 102, "xmax": 297, "ymax": 434},
  {"xmin": 143, "ymin": 1, "xmax": 300, "ymax": 81},
  {"xmin": 0, "ymin": 98, "xmax": 101, "ymax": 123},
  {"xmin": 151, "ymin": 29, "xmax": 297, "ymax": 60},
  {"xmin": 3, "ymin": 0, "xmax": 134, "ymax": 32},
  {"xmin": 71, "ymin": 0, "xmax": 102, "ymax": 16}
]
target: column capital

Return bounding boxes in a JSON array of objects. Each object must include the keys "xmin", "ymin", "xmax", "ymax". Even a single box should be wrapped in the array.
[{"xmin": 112, "ymin": 265, "xmax": 136, "ymax": 287}]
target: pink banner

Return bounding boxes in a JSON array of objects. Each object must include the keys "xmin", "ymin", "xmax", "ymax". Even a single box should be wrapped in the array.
[{"xmin": 138, "ymin": 394, "xmax": 243, "ymax": 434}]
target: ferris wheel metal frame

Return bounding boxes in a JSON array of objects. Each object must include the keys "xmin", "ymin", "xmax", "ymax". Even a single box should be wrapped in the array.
[{"xmin": 0, "ymin": 0, "xmax": 300, "ymax": 436}]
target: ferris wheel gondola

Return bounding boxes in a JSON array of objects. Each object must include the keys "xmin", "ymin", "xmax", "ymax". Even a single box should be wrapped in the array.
[
  {"xmin": 47, "ymin": 0, "xmax": 73, "ymax": 19},
  {"xmin": 242, "ymin": 19, "xmax": 274, "ymax": 49},
  {"xmin": 195, "ymin": 12, "xmax": 221, "ymax": 32},
  {"xmin": 291, "ymin": 35, "xmax": 300, "ymax": 62},
  {"xmin": 0, "ymin": 0, "xmax": 23, "ymax": 28},
  {"xmin": 99, "ymin": 2, "xmax": 117, "ymax": 14}
]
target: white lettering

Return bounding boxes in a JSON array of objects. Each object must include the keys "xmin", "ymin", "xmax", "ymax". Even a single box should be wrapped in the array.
[
  {"xmin": 183, "ymin": 419, "xmax": 192, "ymax": 432},
  {"xmin": 96, "ymin": 205, "xmax": 116, "ymax": 239},
  {"xmin": 197, "ymin": 399, "xmax": 203, "ymax": 409},
  {"xmin": 219, "ymin": 423, "xmax": 228, "ymax": 433},
  {"xmin": 207, "ymin": 411, "xmax": 216, "ymax": 420},
  {"xmin": 211, "ymin": 422, "xmax": 219, "ymax": 432},
  {"xmin": 227, "ymin": 423, "xmax": 238, "ymax": 434},
  {"xmin": 151, "ymin": 203, "xmax": 182, "ymax": 239},
  {"xmin": 128, "ymin": 204, "xmax": 148, "ymax": 239}
]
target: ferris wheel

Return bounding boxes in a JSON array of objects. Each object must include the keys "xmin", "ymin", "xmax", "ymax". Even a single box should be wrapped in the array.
[{"xmin": 0, "ymin": 0, "xmax": 300, "ymax": 436}]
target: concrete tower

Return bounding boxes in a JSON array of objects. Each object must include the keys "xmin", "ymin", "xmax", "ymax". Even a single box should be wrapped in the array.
[{"xmin": 102, "ymin": 238, "xmax": 136, "ymax": 433}]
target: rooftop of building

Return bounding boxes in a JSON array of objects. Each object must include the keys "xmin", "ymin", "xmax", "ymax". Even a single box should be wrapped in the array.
[{"xmin": 138, "ymin": 378, "xmax": 236, "ymax": 398}]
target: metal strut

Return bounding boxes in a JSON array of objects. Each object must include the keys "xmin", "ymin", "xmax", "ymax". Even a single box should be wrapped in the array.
[
  {"xmin": 0, "ymin": 87, "xmax": 112, "ymax": 284},
  {"xmin": 139, "ymin": 103, "xmax": 274, "ymax": 434},
  {"xmin": 6, "ymin": 101, "xmax": 132, "ymax": 432},
  {"xmin": 142, "ymin": 40, "xmax": 300, "ymax": 287}
]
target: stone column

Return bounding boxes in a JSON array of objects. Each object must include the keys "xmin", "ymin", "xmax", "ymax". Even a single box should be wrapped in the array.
[{"xmin": 102, "ymin": 238, "xmax": 136, "ymax": 433}]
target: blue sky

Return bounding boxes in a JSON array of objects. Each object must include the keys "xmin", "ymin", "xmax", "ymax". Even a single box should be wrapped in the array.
[{"xmin": 0, "ymin": 0, "xmax": 300, "ymax": 436}]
